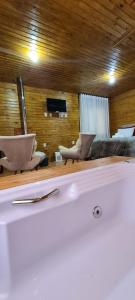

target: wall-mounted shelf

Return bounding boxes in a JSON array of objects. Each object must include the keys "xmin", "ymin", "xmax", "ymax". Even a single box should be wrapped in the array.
[{"xmin": 44, "ymin": 112, "xmax": 68, "ymax": 118}]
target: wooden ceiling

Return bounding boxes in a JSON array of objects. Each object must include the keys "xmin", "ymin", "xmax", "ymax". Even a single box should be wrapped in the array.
[{"xmin": 0, "ymin": 0, "xmax": 135, "ymax": 97}]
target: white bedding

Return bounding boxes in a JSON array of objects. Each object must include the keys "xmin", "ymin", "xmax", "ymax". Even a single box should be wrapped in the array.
[{"xmin": 112, "ymin": 127, "xmax": 135, "ymax": 138}]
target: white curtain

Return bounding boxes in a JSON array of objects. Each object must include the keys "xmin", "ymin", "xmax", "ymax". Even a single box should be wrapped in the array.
[{"xmin": 80, "ymin": 94, "xmax": 110, "ymax": 139}]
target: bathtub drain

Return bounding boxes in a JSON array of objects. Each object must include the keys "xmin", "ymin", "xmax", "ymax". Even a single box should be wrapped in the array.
[{"xmin": 92, "ymin": 206, "xmax": 102, "ymax": 218}]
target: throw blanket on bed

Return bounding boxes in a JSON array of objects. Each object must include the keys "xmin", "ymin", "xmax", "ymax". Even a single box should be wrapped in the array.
[{"xmin": 89, "ymin": 137, "xmax": 135, "ymax": 160}]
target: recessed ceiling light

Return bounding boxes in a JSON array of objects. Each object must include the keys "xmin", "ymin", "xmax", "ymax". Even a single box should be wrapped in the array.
[
  {"xmin": 109, "ymin": 76, "xmax": 116, "ymax": 84},
  {"xmin": 109, "ymin": 69, "xmax": 116, "ymax": 85},
  {"xmin": 29, "ymin": 50, "xmax": 39, "ymax": 63}
]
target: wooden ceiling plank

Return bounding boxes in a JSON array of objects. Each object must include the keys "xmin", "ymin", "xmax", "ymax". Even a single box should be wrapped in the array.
[{"xmin": 0, "ymin": 0, "xmax": 135, "ymax": 96}]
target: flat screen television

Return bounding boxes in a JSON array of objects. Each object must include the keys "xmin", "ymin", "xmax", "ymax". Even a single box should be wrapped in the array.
[{"xmin": 47, "ymin": 98, "xmax": 67, "ymax": 112}]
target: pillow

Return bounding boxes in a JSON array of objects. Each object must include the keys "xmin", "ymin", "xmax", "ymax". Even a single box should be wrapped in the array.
[
  {"xmin": 119, "ymin": 127, "xmax": 134, "ymax": 137},
  {"xmin": 33, "ymin": 140, "xmax": 37, "ymax": 152},
  {"xmin": 113, "ymin": 127, "xmax": 135, "ymax": 138}
]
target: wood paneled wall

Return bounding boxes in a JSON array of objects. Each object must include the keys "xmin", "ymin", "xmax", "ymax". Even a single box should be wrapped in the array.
[
  {"xmin": 25, "ymin": 86, "xmax": 79, "ymax": 160},
  {"xmin": 0, "ymin": 83, "xmax": 79, "ymax": 161},
  {"xmin": 109, "ymin": 89, "xmax": 135, "ymax": 135},
  {"xmin": 0, "ymin": 82, "xmax": 21, "ymax": 135}
]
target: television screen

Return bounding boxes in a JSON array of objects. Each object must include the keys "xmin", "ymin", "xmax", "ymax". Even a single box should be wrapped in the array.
[{"xmin": 47, "ymin": 98, "xmax": 66, "ymax": 112}]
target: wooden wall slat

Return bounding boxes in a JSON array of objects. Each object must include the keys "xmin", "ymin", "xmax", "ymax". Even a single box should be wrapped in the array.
[
  {"xmin": 0, "ymin": 82, "xmax": 21, "ymax": 136},
  {"xmin": 109, "ymin": 89, "xmax": 135, "ymax": 134},
  {"xmin": 0, "ymin": 82, "xmax": 79, "ymax": 161},
  {"xmin": 25, "ymin": 86, "xmax": 79, "ymax": 161}
]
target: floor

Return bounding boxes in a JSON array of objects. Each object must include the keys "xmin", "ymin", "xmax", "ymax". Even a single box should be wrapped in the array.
[
  {"xmin": 0, "ymin": 160, "xmax": 65, "ymax": 177},
  {"xmin": 0, "ymin": 156, "xmax": 131, "ymax": 190}
]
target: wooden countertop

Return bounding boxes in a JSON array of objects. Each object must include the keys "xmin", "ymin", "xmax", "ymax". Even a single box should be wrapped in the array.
[{"xmin": 0, "ymin": 156, "xmax": 131, "ymax": 190}]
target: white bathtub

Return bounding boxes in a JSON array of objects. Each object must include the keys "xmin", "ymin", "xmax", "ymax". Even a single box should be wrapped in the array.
[{"xmin": 1, "ymin": 162, "xmax": 135, "ymax": 300}]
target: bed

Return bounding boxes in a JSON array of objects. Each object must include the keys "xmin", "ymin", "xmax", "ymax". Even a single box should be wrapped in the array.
[{"xmin": 89, "ymin": 124, "xmax": 135, "ymax": 160}]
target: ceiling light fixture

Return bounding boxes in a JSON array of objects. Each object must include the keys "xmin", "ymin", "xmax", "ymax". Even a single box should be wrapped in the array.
[
  {"xmin": 109, "ymin": 76, "xmax": 116, "ymax": 84},
  {"xmin": 29, "ymin": 50, "xmax": 39, "ymax": 63},
  {"xmin": 28, "ymin": 40, "xmax": 39, "ymax": 63},
  {"xmin": 109, "ymin": 70, "xmax": 116, "ymax": 85}
]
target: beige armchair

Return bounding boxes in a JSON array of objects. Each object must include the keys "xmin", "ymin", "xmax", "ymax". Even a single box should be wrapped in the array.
[
  {"xmin": 0, "ymin": 134, "xmax": 41, "ymax": 173},
  {"xmin": 59, "ymin": 133, "xmax": 96, "ymax": 164},
  {"xmin": 32, "ymin": 139, "xmax": 46, "ymax": 167}
]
